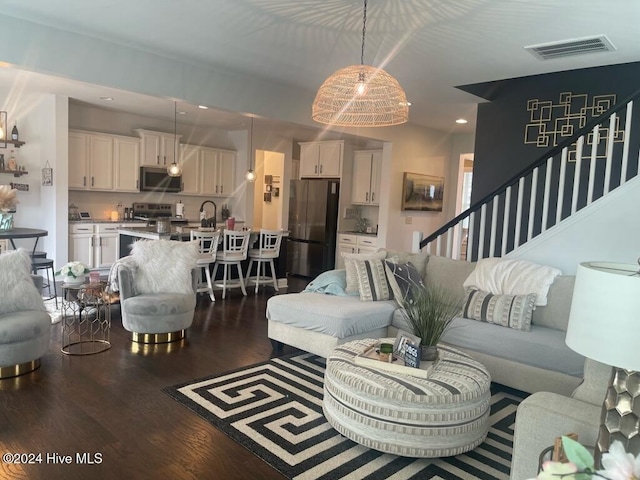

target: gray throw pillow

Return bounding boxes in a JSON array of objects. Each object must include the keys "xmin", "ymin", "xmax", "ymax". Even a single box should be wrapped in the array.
[
  {"xmin": 462, "ymin": 288, "xmax": 536, "ymax": 331},
  {"xmin": 384, "ymin": 260, "xmax": 425, "ymax": 307}
]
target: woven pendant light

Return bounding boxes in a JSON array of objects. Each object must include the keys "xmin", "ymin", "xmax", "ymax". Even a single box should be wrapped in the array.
[{"xmin": 312, "ymin": 0, "xmax": 408, "ymax": 127}]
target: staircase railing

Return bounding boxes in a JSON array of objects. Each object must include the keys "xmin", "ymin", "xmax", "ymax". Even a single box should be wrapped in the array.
[{"xmin": 420, "ymin": 87, "xmax": 640, "ymax": 261}]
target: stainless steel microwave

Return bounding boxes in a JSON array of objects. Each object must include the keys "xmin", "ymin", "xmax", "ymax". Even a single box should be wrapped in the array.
[{"xmin": 139, "ymin": 166, "xmax": 182, "ymax": 192}]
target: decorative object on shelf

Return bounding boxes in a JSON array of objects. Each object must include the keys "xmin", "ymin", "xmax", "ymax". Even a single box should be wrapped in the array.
[
  {"xmin": 55, "ymin": 261, "xmax": 90, "ymax": 286},
  {"xmin": 11, "ymin": 121, "xmax": 18, "ymax": 141},
  {"xmin": 0, "ymin": 111, "xmax": 6, "ymax": 143},
  {"xmin": 311, "ymin": 0, "xmax": 408, "ymax": 127},
  {"xmin": 245, "ymin": 117, "xmax": 256, "ymax": 182},
  {"xmin": 263, "ymin": 192, "xmax": 271, "ymax": 202},
  {"xmin": 565, "ymin": 261, "xmax": 640, "ymax": 465},
  {"xmin": 399, "ymin": 285, "xmax": 462, "ymax": 360},
  {"xmin": 355, "ymin": 217, "xmax": 368, "ymax": 233},
  {"xmin": 42, "ymin": 161, "xmax": 53, "ymax": 186},
  {"xmin": 534, "ymin": 436, "xmax": 640, "ymax": 479},
  {"xmin": 0, "ymin": 183, "xmax": 17, "ymax": 230},
  {"xmin": 0, "ymin": 154, "xmax": 4, "ymax": 170},
  {"xmin": 401, "ymin": 172, "xmax": 445, "ymax": 212},
  {"xmin": 167, "ymin": 101, "xmax": 182, "ymax": 177},
  {"xmin": 7, "ymin": 150, "xmax": 16, "ymax": 171}
]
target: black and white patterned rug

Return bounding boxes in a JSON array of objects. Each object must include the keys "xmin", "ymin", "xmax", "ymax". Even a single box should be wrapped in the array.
[{"xmin": 163, "ymin": 353, "xmax": 527, "ymax": 480}]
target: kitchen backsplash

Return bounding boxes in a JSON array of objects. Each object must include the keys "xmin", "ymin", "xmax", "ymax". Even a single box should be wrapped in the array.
[{"xmin": 68, "ymin": 190, "xmax": 241, "ymax": 223}]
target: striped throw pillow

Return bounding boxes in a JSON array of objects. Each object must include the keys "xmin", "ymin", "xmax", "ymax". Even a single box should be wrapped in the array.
[
  {"xmin": 462, "ymin": 288, "xmax": 536, "ymax": 331},
  {"xmin": 354, "ymin": 259, "xmax": 393, "ymax": 302}
]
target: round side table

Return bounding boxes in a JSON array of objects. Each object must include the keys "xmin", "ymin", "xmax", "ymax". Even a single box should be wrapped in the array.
[{"xmin": 61, "ymin": 281, "xmax": 111, "ymax": 355}]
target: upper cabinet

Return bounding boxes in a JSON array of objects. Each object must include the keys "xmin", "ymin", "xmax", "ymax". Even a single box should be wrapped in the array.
[
  {"xmin": 299, "ymin": 141, "xmax": 343, "ymax": 178},
  {"xmin": 69, "ymin": 130, "xmax": 139, "ymax": 192},
  {"xmin": 352, "ymin": 150, "xmax": 382, "ymax": 205},
  {"xmin": 136, "ymin": 129, "xmax": 179, "ymax": 167},
  {"xmin": 180, "ymin": 145, "xmax": 236, "ymax": 196}
]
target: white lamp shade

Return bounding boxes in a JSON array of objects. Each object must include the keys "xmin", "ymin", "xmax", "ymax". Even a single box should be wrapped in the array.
[{"xmin": 566, "ymin": 262, "xmax": 640, "ymax": 371}]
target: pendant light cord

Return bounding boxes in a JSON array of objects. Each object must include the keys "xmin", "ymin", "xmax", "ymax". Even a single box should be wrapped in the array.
[
  {"xmin": 174, "ymin": 101, "xmax": 177, "ymax": 163},
  {"xmin": 360, "ymin": 0, "xmax": 367, "ymax": 66},
  {"xmin": 249, "ymin": 117, "xmax": 253, "ymax": 170}
]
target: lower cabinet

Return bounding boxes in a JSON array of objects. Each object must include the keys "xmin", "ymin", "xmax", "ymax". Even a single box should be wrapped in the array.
[
  {"xmin": 336, "ymin": 234, "xmax": 380, "ymax": 269},
  {"xmin": 69, "ymin": 223, "xmax": 145, "ymax": 269}
]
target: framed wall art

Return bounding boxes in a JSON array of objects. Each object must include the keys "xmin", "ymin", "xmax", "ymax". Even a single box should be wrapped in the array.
[{"xmin": 401, "ymin": 172, "xmax": 444, "ymax": 212}]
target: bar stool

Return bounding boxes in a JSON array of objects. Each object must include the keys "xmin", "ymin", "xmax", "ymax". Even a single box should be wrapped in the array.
[
  {"xmin": 30, "ymin": 250, "xmax": 47, "ymax": 259},
  {"xmin": 246, "ymin": 229, "xmax": 283, "ymax": 293},
  {"xmin": 191, "ymin": 230, "xmax": 221, "ymax": 301},
  {"xmin": 212, "ymin": 230, "xmax": 251, "ymax": 299},
  {"xmin": 31, "ymin": 258, "xmax": 58, "ymax": 307}
]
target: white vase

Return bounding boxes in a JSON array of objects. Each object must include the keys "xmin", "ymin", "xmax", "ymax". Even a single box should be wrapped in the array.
[{"xmin": 64, "ymin": 275, "xmax": 86, "ymax": 286}]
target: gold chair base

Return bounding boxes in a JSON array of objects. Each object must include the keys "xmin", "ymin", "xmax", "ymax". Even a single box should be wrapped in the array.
[
  {"xmin": 131, "ymin": 330, "xmax": 186, "ymax": 344},
  {"xmin": 0, "ymin": 359, "xmax": 41, "ymax": 379}
]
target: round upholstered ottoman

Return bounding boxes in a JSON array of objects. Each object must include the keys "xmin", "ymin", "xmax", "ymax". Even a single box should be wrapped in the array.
[{"xmin": 323, "ymin": 338, "xmax": 492, "ymax": 458}]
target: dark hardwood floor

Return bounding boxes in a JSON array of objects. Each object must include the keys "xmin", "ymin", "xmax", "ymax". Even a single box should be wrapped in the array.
[{"xmin": 0, "ymin": 277, "xmax": 310, "ymax": 480}]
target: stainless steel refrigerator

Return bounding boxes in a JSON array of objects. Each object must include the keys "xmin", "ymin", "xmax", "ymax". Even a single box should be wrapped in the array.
[{"xmin": 287, "ymin": 179, "xmax": 340, "ymax": 277}]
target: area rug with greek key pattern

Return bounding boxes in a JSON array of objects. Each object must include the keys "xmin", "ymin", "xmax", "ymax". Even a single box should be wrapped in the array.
[{"xmin": 162, "ymin": 353, "xmax": 527, "ymax": 480}]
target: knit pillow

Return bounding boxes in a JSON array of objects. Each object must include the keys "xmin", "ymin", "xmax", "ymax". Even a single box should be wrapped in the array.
[
  {"xmin": 342, "ymin": 249, "xmax": 386, "ymax": 294},
  {"xmin": 462, "ymin": 288, "xmax": 536, "ymax": 331},
  {"xmin": 0, "ymin": 249, "xmax": 46, "ymax": 315},
  {"xmin": 130, "ymin": 239, "xmax": 198, "ymax": 295},
  {"xmin": 353, "ymin": 259, "xmax": 393, "ymax": 302}
]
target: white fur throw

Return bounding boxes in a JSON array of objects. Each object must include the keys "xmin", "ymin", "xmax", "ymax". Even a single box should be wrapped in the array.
[
  {"xmin": 0, "ymin": 249, "xmax": 46, "ymax": 315},
  {"xmin": 130, "ymin": 240, "xmax": 198, "ymax": 295}
]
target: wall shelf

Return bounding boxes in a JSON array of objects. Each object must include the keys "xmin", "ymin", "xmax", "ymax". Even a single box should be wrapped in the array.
[
  {"xmin": 0, "ymin": 169, "xmax": 28, "ymax": 177},
  {"xmin": 1, "ymin": 139, "xmax": 25, "ymax": 148}
]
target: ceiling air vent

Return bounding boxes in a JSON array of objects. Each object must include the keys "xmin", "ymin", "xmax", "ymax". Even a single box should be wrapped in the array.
[{"xmin": 525, "ymin": 35, "xmax": 616, "ymax": 61}]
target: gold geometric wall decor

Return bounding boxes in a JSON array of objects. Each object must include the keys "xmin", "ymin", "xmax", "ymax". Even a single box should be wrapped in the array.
[{"xmin": 524, "ymin": 92, "xmax": 624, "ymax": 161}]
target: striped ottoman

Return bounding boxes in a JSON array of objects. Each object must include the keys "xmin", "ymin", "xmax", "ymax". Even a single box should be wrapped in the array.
[{"xmin": 322, "ymin": 339, "xmax": 492, "ymax": 458}]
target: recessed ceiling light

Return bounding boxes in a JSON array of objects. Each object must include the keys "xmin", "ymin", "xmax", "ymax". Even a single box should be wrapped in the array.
[
  {"xmin": 100, "ymin": 96, "xmax": 113, "ymax": 101},
  {"xmin": 198, "ymin": 105, "xmax": 208, "ymax": 109},
  {"xmin": 455, "ymin": 118, "xmax": 468, "ymax": 124}
]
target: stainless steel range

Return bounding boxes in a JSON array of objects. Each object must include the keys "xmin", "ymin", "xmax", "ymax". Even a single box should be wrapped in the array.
[{"xmin": 132, "ymin": 203, "xmax": 188, "ymax": 225}]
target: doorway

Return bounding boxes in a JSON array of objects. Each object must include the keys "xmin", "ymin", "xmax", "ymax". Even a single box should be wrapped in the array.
[
  {"xmin": 454, "ymin": 154, "xmax": 474, "ymax": 260},
  {"xmin": 252, "ymin": 150, "xmax": 285, "ymax": 230}
]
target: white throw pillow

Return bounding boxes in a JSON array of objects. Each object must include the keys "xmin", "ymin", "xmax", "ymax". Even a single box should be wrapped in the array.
[
  {"xmin": 342, "ymin": 249, "xmax": 386, "ymax": 294},
  {"xmin": 130, "ymin": 240, "xmax": 199, "ymax": 295},
  {"xmin": 0, "ymin": 249, "xmax": 46, "ymax": 315}
]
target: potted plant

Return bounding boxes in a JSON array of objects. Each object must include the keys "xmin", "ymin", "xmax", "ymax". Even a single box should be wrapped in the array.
[
  {"xmin": 400, "ymin": 285, "xmax": 462, "ymax": 360},
  {"xmin": 55, "ymin": 261, "xmax": 90, "ymax": 286}
]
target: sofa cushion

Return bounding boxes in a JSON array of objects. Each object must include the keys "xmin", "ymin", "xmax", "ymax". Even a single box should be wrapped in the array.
[
  {"xmin": 531, "ymin": 275, "xmax": 575, "ymax": 331},
  {"xmin": 462, "ymin": 288, "xmax": 536, "ymax": 331},
  {"xmin": 440, "ymin": 316, "xmax": 585, "ymax": 377},
  {"xmin": 0, "ymin": 249, "xmax": 46, "ymax": 316},
  {"xmin": 385, "ymin": 250, "xmax": 429, "ymax": 280},
  {"xmin": 343, "ymin": 250, "xmax": 386, "ymax": 294},
  {"xmin": 266, "ymin": 293, "xmax": 395, "ymax": 338},
  {"xmin": 424, "ymin": 256, "xmax": 476, "ymax": 306},
  {"xmin": 354, "ymin": 259, "xmax": 393, "ymax": 301},
  {"xmin": 384, "ymin": 260, "xmax": 425, "ymax": 306}
]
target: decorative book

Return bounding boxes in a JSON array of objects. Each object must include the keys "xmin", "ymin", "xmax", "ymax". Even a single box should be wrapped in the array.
[{"xmin": 354, "ymin": 343, "xmax": 440, "ymax": 379}]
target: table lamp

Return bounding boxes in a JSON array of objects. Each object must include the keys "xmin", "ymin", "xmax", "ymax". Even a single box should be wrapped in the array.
[{"xmin": 566, "ymin": 261, "xmax": 640, "ymax": 466}]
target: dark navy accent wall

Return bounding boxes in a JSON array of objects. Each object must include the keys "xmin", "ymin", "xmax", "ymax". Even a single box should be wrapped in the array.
[{"xmin": 463, "ymin": 61, "xmax": 640, "ymax": 202}]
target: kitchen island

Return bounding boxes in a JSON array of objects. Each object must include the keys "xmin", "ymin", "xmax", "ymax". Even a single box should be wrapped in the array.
[{"xmin": 118, "ymin": 227, "xmax": 290, "ymax": 288}]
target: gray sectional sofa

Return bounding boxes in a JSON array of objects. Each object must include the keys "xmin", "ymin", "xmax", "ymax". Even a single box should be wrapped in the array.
[{"xmin": 267, "ymin": 251, "xmax": 585, "ymax": 395}]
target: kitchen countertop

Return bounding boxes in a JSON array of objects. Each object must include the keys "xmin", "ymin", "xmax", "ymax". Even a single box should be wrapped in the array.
[
  {"xmin": 69, "ymin": 219, "xmax": 198, "ymax": 224},
  {"xmin": 118, "ymin": 226, "xmax": 289, "ymax": 241},
  {"xmin": 339, "ymin": 230, "xmax": 378, "ymax": 237}
]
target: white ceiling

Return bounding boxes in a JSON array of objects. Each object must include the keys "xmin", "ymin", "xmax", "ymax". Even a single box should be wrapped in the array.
[{"xmin": 0, "ymin": 0, "xmax": 639, "ymax": 136}]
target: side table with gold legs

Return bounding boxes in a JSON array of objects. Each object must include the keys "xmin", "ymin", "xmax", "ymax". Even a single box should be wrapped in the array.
[{"xmin": 61, "ymin": 281, "xmax": 111, "ymax": 355}]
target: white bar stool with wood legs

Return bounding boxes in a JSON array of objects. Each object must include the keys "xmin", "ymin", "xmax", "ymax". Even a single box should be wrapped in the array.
[
  {"xmin": 191, "ymin": 230, "xmax": 221, "ymax": 301},
  {"xmin": 212, "ymin": 230, "xmax": 251, "ymax": 299},
  {"xmin": 246, "ymin": 229, "xmax": 283, "ymax": 294}
]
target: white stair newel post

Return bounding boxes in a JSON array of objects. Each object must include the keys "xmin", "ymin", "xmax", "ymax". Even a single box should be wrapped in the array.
[
  {"xmin": 603, "ymin": 112, "xmax": 616, "ymax": 194},
  {"xmin": 586, "ymin": 124, "xmax": 599, "ymax": 206},
  {"xmin": 477, "ymin": 204, "xmax": 487, "ymax": 259},
  {"xmin": 571, "ymin": 136, "xmax": 585, "ymax": 215},
  {"xmin": 411, "ymin": 231, "xmax": 423, "ymax": 253},
  {"xmin": 466, "ymin": 212, "xmax": 475, "ymax": 261},
  {"xmin": 527, "ymin": 167, "xmax": 538, "ymax": 241},
  {"xmin": 541, "ymin": 157, "xmax": 553, "ymax": 232},
  {"xmin": 514, "ymin": 177, "xmax": 525, "ymax": 249},
  {"xmin": 446, "ymin": 227, "xmax": 453, "ymax": 259},
  {"xmin": 620, "ymin": 101, "xmax": 633, "ymax": 186},
  {"xmin": 489, "ymin": 197, "xmax": 498, "ymax": 258},
  {"xmin": 556, "ymin": 147, "xmax": 568, "ymax": 224}
]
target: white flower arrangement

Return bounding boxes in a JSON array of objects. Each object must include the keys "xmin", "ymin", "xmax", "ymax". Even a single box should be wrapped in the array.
[
  {"xmin": 0, "ymin": 184, "xmax": 18, "ymax": 211},
  {"xmin": 55, "ymin": 261, "xmax": 90, "ymax": 279},
  {"xmin": 531, "ymin": 437, "xmax": 640, "ymax": 480}
]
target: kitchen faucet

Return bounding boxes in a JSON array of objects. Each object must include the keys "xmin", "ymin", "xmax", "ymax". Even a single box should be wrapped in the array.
[{"xmin": 199, "ymin": 200, "xmax": 217, "ymax": 228}]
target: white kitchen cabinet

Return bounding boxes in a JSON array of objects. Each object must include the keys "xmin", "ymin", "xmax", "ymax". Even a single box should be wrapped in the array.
[
  {"xmin": 352, "ymin": 150, "xmax": 382, "ymax": 205},
  {"xmin": 114, "ymin": 137, "xmax": 140, "ymax": 192},
  {"xmin": 299, "ymin": 141, "xmax": 343, "ymax": 178},
  {"xmin": 69, "ymin": 130, "xmax": 139, "ymax": 192},
  {"xmin": 69, "ymin": 224, "xmax": 94, "ymax": 267},
  {"xmin": 69, "ymin": 131, "xmax": 113, "ymax": 190},
  {"xmin": 200, "ymin": 147, "xmax": 236, "ymax": 196},
  {"xmin": 69, "ymin": 223, "xmax": 145, "ymax": 269},
  {"xmin": 336, "ymin": 233, "xmax": 379, "ymax": 269},
  {"xmin": 179, "ymin": 144, "xmax": 201, "ymax": 194},
  {"xmin": 136, "ymin": 129, "xmax": 180, "ymax": 166}
]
